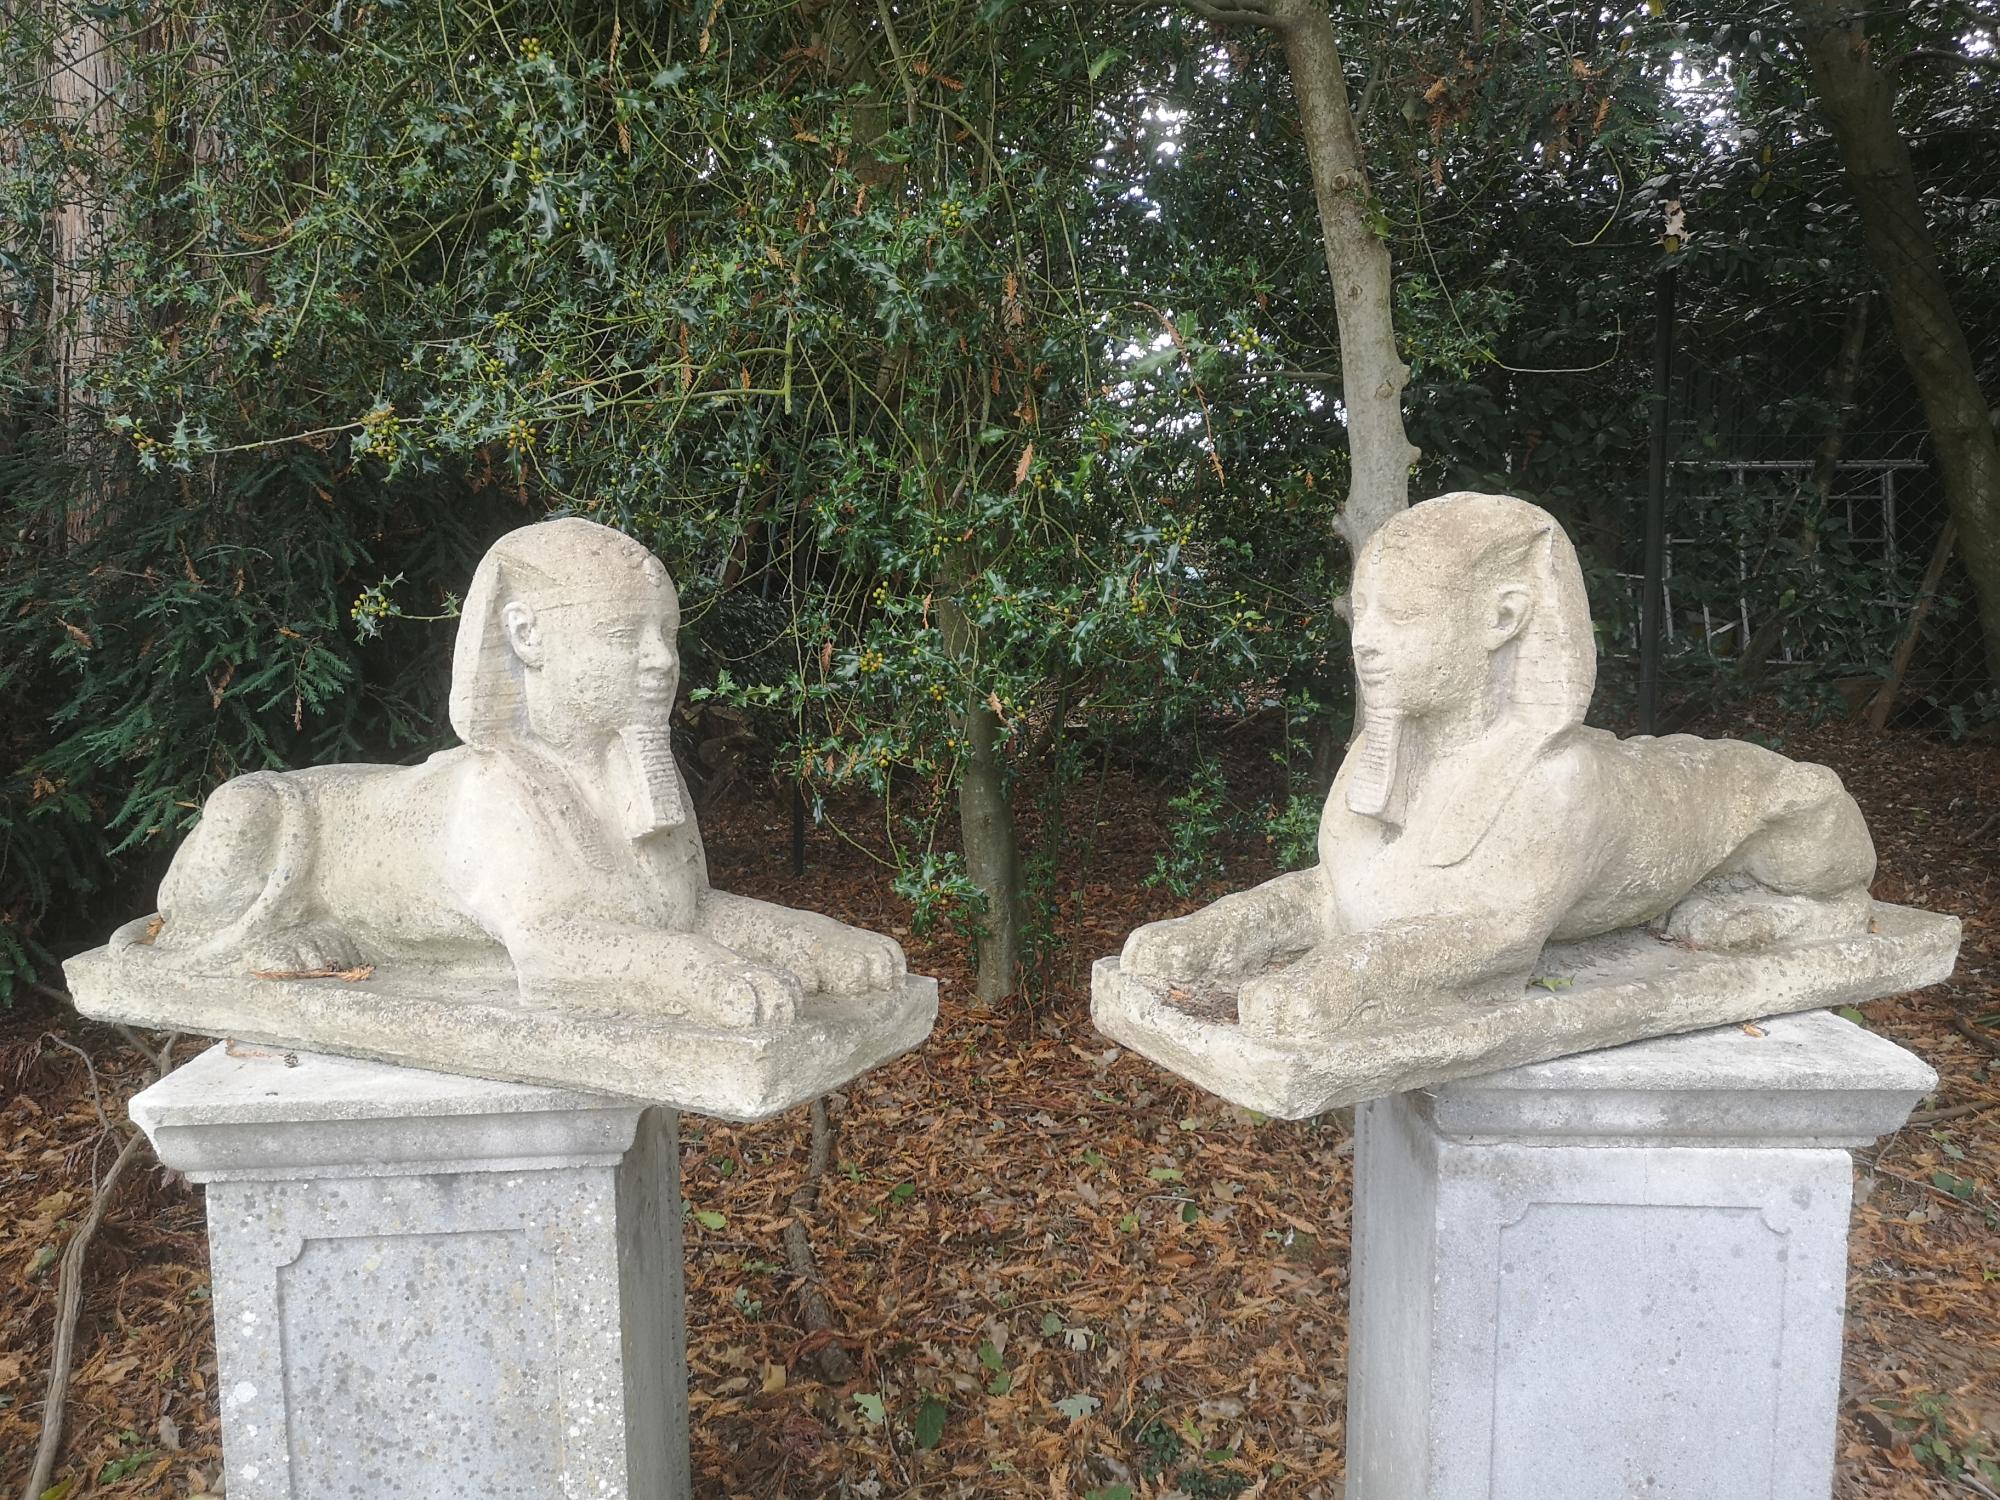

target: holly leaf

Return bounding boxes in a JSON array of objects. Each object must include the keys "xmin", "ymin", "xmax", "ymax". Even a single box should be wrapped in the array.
[
  {"xmin": 1054, "ymin": 1392, "xmax": 1100, "ymax": 1422},
  {"xmin": 914, "ymin": 1395, "xmax": 947, "ymax": 1449}
]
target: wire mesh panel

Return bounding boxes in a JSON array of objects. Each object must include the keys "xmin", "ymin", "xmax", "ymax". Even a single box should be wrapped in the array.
[
  {"xmin": 1556, "ymin": 8, "xmax": 2000, "ymax": 735},
  {"xmin": 1600, "ymin": 172, "xmax": 1995, "ymax": 730}
]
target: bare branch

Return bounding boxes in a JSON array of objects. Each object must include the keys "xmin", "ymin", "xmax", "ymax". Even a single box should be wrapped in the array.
[
  {"xmin": 1890, "ymin": 46, "xmax": 2000, "ymax": 72},
  {"xmin": 1186, "ymin": 0, "xmax": 1285, "ymax": 28},
  {"xmin": 114, "ymin": 1024, "xmax": 180, "ymax": 1082},
  {"xmin": 19, "ymin": 1128, "xmax": 148, "ymax": 1500},
  {"xmin": 17, "ymin": 1024, "xmax": 178, "ymax": 1498},
  {"xmin": 781, "ymin": 1096, "xmax": 856, "ymax": 1384},
  {"xmin": 44, "ymin": 1034, "xmax": 112, "ymax": 1136}
]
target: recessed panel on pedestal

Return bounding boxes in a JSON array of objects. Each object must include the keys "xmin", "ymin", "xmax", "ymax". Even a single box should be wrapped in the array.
[
  {"xmin": 1490, "ymin": 1201, "xmax": 1787, "ymax": 1498},
  {"xmin": 277, "ymin": 1228, "xmax": 557, "ymax": 1500}
]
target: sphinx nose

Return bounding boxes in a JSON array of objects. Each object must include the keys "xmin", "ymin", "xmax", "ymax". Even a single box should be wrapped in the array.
[{"xmin": 640, "ymin": 630, "xmax": 676, "ymax": 672}]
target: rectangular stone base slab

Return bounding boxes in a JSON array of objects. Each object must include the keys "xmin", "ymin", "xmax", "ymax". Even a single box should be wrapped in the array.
[
  {"xmin": 133, "ymin": 1043, "xmax": 690, "ymax": 1500},
  {"xmin": 1347, "ymin": 1010, "xmax": 1937, "ymax": 1500},
  {"xmin": 66, "ymin": 945, "xmax": 936, "ymax": 1122},
  {"xmin": 1091, "ymin": 900, "xmax": 1957, "ymax": 1119}
]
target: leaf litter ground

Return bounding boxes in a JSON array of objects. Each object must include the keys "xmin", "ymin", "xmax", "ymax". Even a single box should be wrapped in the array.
[{"xmin": 3, "ymin": 712, "xmax": 1996, "ymax": 1499}]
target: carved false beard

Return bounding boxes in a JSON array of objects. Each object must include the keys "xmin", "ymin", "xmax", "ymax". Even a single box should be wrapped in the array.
[
  {"xmin": 618, "ymin": 723, "xmax": 688, "ymax": 838},
  {"xmin": 1345, "ymin": 711, "xmax": 1405, "ymax": 823}
]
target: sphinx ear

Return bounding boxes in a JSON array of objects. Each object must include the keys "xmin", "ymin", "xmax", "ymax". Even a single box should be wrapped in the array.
[
  {"xmin": 502, "ymin": 600, "xmax": 544, "ymax": 668},
  {"xmin": 1490, "ymin": 583, "xmax": 1532, "ymax": 647}
]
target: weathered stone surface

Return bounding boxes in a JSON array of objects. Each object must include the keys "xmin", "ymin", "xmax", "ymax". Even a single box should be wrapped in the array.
[
  {"xmin": 76, "ymin": 955, "xmax": 934, "ymax": 1123},
  {"xmin": 1094, "ymin": 902, "xmax": 1955, "ymax": 1119},
  {"xmin": 1345, "ymin": 1011, "xmax": 1936, "ymax": 1500},
  {"xmin": 134, "ymin": 1042, "xmax": 690, "ymax": 1500},
  {"xmin": 1102, "ymin": 491, "xmax": 1959, "ymax": 1109},
  {"xmin": 1416, "ymin": 1003, "xmax": 1940, "ymax": 1145},
  {"xmin": 65, "ymin": 517, "xmax": 937, "ymax": 1115}
]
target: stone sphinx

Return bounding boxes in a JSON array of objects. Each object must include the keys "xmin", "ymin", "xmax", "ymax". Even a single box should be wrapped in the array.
[
  {"xmin": 67, "ymin": 519, "xmax": 936, "ymax": 1119},
  {"xmin": 1093, "ymin": 492, "xmax": 1958, "ymax": 1118}
]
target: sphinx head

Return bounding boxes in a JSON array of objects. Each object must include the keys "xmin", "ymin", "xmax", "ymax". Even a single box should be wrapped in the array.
[
  {"xmin": 451, "ymin": 518, "xmax": 680, "ymax": 752},
  {"xmin": 1344, "ymin": 493, "xmax": 1595, "ymax": 824},
  {"xmin": 1350, "ymin": 492, "xmax": 1594, "ymax": 731}
]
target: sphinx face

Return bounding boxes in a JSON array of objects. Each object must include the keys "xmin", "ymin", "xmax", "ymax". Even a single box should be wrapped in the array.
[
  {"xmin": 525, "ymin": 569, "xmax": 681, "ymax": 742},
  {"xmin": 1349, "ymin": 545, "xmax": 1489, "ymax": 721}
]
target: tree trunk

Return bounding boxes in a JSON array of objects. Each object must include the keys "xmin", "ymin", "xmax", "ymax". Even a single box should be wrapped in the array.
[
  {"xmin": 820, "ymin": 5, "xmax": 1025, "ymax": 999},
  {"xmin": 46, "ymin": 0, "xmax": 126, "ymax": 540},
  {"xmin": 1, "ymin": 0, "xmax": 19, "ymax": 453},
  {"xmin": 820, "ymin": 0, "xmax": 895, "ymax": 170},
  {"xmin": 1189, "ymin": 0, "xmax": 1418, "ymax": 554},
  {"xmin": 957, "ymin": 695, "xmax": 1023, "ymax": 1002},
  {"xmin": 939, "ymin": 588, "xmax": 1023, "ymax": 1003},
  {"xmin": 1794, "ymin": 0, "xmax": 2000, "ymax": 682}
]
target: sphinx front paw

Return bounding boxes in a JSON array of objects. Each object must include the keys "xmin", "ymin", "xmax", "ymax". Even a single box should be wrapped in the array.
[
  {"xmin": 1122, "ymin": 917, "xmax": 1203, "ymax": 980},
  {"xmin": 710, "ymin": 960, "xmax": 804, "ymax": 1027},
  {"xmin": 1236, "ymin": 947, "xmax": 1376, "ymax": 1042},
  {"xmin": 807, "ymin": 929, "xmax": 906, "ymax": 995},
  {"xmin": 1236, "ymin": 972, "xmax": 1308, "ymax": 1039}
]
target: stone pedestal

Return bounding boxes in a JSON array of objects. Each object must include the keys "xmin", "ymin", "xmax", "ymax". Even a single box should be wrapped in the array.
[
  {"xmin": 131, "ymin": 1043, "xmax": 689, "ymax": 1500},
  {"xmin": 1345, "ymin": 1009, "xmax": 1936, "ymax": 1500}
]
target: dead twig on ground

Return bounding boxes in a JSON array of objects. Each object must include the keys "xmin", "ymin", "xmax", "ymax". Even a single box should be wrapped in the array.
[
  {"xmin": 43, "ymin": 1034, "xmax": 114, "ymax": 1136},
  {"xmin": 1951, "ymin": 1010, "xmax": 2000, "ymax": 1057},
  {"xmin": 16, "ymin": 1029, "xmax": 179, "ymax": 1500},
  {"xmin": 18, "ymin": 1126, "xmax": 148, "ymax": 1500},
  {"xmin": 114, "ymin": 1023, "xmax": 179, "ymax": 1081},
  {"xmin": 781, "ymin": 1096, "xmax": 857, "ymax": 1385},
  {"xmin": 27, "ymin": 979, "xmax": 75, "ymax": 1008},
  {"xmin": 1908, "ymin": 1099, "xmax": 2000, "ymax": 1125}
]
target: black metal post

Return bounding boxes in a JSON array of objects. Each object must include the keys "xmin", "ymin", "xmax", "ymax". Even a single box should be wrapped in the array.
[
  {"xmin": 1638, "ymin": 263, "xmax": 1676, "ymax": 735},
  {"xmin": 791, "ymin": 778, "xmax": 807, "ymax": 877}
]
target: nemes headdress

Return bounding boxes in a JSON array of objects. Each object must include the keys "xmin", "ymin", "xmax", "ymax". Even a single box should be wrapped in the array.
[
  {"xmin": 449, "ymin": 518, "xmax": 668, "ymax": 746},
  {"xmin": 449, "ymin": 518, "xmax": 687, "ymax": 840},
  {"xmin": 1345, "ymin": 491, "xmax": 1596, "ymax": 866}
]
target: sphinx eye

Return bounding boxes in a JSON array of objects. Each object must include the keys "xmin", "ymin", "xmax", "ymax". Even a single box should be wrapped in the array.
[{"xmin": 600, "ymin": 625, "xmax": 637, "ymax": 644}]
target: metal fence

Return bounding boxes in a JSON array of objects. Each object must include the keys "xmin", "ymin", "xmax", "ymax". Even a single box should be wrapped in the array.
[{"xmin": 1608, "ymin": 212, "xmax": 1993, "ymax": 733}]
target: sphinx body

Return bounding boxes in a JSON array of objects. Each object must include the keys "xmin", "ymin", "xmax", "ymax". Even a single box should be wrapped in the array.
[
  {"xmin": 1122, "ymin": 492, "xmax": 1876, "ymax": 1040},
  {"xmin": 135, "ymin": 518, "xmax": 902, "ymax": 1029}
]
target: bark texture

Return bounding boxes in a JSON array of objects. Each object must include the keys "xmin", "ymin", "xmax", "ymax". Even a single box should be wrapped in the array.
[
  {"xmin": 1188, "ymin": 0, "xmax": 1418, "ymax": 554},
  {"xmin": 781, "ymin": 1096, "xmax": 858, "ymax": 1384},
  {"xmin": 940, "ymin": 586, "xmax": 1024, "ymax": 1003},
  {"xmin": 1794, "ymin": 0, "xmax": 2000, "ymax": 680},
  {"xmin": 46, "ymin": 0, "xmax": 127, "ymax": 537}
]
